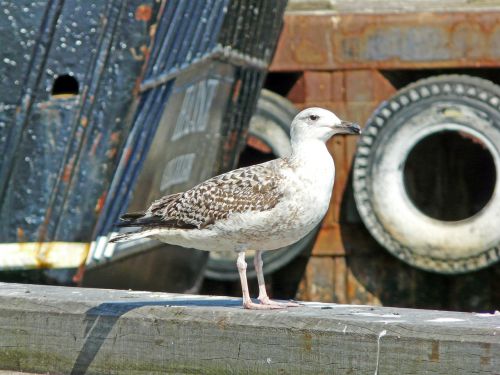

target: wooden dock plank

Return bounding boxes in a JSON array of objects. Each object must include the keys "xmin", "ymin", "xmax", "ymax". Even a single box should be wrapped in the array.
[{"xmin": 0, "ymin": 282, "xmax": 498, "ymax": 374}]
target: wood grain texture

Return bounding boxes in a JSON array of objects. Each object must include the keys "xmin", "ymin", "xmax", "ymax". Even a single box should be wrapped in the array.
[{"xmin": 0, "ymin": 282, "xmax": 499, "ymax": 375}]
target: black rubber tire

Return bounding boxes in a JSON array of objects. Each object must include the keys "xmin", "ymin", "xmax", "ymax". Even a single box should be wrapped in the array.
[
  {"xmin": 353, "ymin": 75, "xmax": 500, "ymax": 274},
  {"xmin": 205, "ymin": 89, "xmax": 319, "ymax": 281}
]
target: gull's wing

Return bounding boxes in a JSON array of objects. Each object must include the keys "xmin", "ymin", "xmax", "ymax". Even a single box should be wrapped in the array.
[{"xmin": 117, "ymin": 160, "xmax": 284, "ymax": 230}]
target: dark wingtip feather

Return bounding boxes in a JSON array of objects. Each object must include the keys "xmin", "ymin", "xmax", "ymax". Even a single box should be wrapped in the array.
[
  {"xmin": 120, "ymin": 212, "xmax": 145, "ymax": 220},
  {"xmin": 109, "ymin": 232, "xmax": 133, "ymax": 243},
  {"xmin": 116, "ymin": 211, "xmax": 148, "ymax": 228},
  {"xmin": 116, "ymin": 214, "xmax": 168, "ymax": 228}
]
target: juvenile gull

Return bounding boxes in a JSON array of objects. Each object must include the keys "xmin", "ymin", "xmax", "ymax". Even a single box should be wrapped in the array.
[{"xmin": 110, "ymin": 108, "xmax": 361, "ymax": 309}]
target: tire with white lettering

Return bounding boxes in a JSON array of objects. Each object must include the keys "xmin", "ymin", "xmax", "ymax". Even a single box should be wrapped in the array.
[
  {"xmin": 353, "ymin": 75, "xmax": 500, "ymax": 273},
  {"xmin": 205, "ymin": 90, "xmax": 319, "ymax": 281}
]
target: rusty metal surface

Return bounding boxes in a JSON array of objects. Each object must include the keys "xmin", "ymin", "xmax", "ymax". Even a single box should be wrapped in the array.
[
  {"xmin": 271, "ymin": 11, "xmax": 500, "ymax": 71},
  {"xmin": 0, "ymin": 0, "xmax": 156, "ymax": 246},
  {"xmin": 279, "ymin": 66, "xmax": 500, "ymax": 310}
]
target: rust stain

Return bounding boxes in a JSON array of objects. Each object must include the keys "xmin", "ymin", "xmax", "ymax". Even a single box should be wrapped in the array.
[
  {"xmin": 135, "ymin": 4, "xmax": 152, "ymax": 21},
  {"xmin": 81, "ymin": 116, "xmax": 88, "ymax": 128},
  {"xmin": 110, "ymin": 131, "xmax": 121, "ymax": 143},
  {"xmin": 34, "ymin": 243, "xmax": 53, "ymax": 269},
  {"xmin": 247, "ymin": 135, "xmax": 272, "ymax": 154},
  {"xmin": 95, "ymin": 191, "xmax": 107, "ymax": 214},
  {"xmin": 232, "ymin": 79, "xmax": 242, "ymax": 102},
  {"xmin": 37, "ymin": 206, "xmax": 52, "ymax": 242},
  {"xmin": 17, "ymin": 227, "xmax": 25, "ymax": 242},
  {"xmin": 303, "ymin": 332, "xmax": 312, "ymax": 352},
  {"xmin": 130, "ymin": 45, "xmax": 148, "ymax": 61},
  {"xmin": 133, "ymin": 75, "xmax": 143, "ymax": 96},
  {"xmin": 312, "ymin": 225, "xmax": 345, "ymax": 256},
  {"xmin": 293, "ymin": 40, "xmax": 328, "ymax": 65},
  {"xmin": 132, "ymin": 31, "xmax": 153, "ymax": 95},
  {"xmin": 123, "ymin": 148, "xmax": 133, "ymax": 164},
  {"xmin": 89, "ymin": 132, "xmax": 102, "ymax": 156},
  {"xmin": 480, "ymin": 343, "xmax": 491, "ymax": 366},
  {"xmin": 429, "ymin": 340, "xmax": 440, "ymax": 362},
  {"xmin": 72, "ymin": 263, "xmax": 86, "ymax": 285},
  {"xmin": 149, "ymin": 23, "xmax": 157, "ymax": 39},
  {"xmin": 62, "ymin": 163, "xmax": 73, "ymax": 183}
]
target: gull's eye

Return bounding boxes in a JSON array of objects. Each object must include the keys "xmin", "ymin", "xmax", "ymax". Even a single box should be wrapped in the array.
[{"xmin": 309, "ymin": 114, "xmax": 319, "ymax": 121}]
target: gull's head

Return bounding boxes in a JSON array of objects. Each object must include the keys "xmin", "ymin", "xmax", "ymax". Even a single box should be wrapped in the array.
[{"xmin": 290, "ymin": 107, "xmax": 361, "ymax": 143}]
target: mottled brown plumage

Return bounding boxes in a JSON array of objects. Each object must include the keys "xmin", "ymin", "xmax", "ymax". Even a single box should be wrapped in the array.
[{"xmin": 116, "ymin": 161, "xmax": 284, "ymax": 231}]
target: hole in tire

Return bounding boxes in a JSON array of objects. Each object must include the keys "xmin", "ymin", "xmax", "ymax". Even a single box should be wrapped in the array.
[{"xmin": 403, "ymin": 130, "xmax": 496, "ymax": 221}]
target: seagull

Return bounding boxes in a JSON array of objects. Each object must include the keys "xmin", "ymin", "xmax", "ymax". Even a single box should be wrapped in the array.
[{"xmin": 110, "ymin": 107, "xmax": 361, "ymax": 309}]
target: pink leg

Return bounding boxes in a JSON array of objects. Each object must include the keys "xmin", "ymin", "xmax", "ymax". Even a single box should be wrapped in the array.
[
  {"xmin": 253, "ymin": 250, "xmax": 300, "ymax": 308},
  {"xmin": 237, "ymin": 251, "xmax": 282, "ymax": 310}
]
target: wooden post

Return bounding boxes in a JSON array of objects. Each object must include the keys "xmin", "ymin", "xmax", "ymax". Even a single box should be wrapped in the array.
[{"xmin": 0, "ymin": 282, "xmax": 498, "ymax": 374}]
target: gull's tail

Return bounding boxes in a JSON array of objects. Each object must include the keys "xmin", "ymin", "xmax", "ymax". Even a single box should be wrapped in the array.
[
  {"xmin": 109, "ymin": 211, "xmax": 162, "ymax": 243},
  {"xmin": 109, "ymin": 228, "xmax": 161, "ymax": 243}
]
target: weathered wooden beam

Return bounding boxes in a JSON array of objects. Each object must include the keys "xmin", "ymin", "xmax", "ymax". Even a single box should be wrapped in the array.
[{"xmin": 0, "ymin": 282, "xmax": 498, "ymax": 374}]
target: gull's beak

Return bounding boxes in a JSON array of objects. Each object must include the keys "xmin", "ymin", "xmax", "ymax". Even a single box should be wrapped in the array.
[{"xmin": 339, "ymin": 121, "xmax": 361, "ymax": 135}]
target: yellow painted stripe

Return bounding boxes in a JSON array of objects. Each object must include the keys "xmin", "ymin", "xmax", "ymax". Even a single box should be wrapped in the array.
[{"xmin": 0, "ymin": 242, "xmax": 90, "ymax": 270}]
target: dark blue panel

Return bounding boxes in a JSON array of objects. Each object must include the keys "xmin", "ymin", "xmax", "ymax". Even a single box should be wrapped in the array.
[
  {"xmin": 0, "ymin": 0, "xmax": 156, "ymax": 243},
  {"xmin": 0, "ymin": 0, "xmax": 287, "ymax": 279}
]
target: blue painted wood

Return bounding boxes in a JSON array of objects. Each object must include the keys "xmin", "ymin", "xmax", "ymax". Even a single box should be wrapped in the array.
[{"xmin": 0, "ymin": 0, "xmax": 155, "ymax": 243}]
